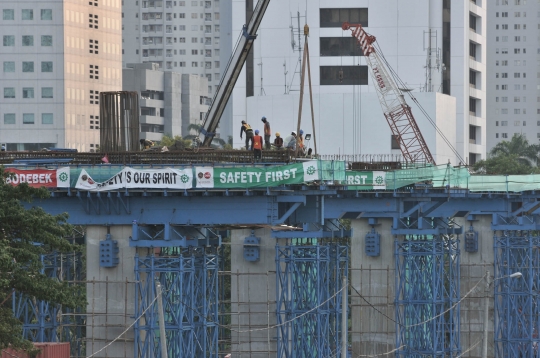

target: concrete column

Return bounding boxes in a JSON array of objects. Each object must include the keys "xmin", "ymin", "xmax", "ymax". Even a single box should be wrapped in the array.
[
  {"xmin": 86, "ymin": 225, "xmax": 138, "ymax": 358},
  {"xmin": 350, "ymin": 218, "xmax": 395, "ymax": 357},
  {"xmin": 458, "ymin": 215, "xmax": 494, "ymax": 358},
  {"xmin": 230, "ymin": 228, "xmax": 277, "ymax": 357}
]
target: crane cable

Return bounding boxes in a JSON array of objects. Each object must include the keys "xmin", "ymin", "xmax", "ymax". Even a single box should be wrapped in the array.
[{"xmin": 372, "ymin": 41, "xmax": 467, "ymax": 166}]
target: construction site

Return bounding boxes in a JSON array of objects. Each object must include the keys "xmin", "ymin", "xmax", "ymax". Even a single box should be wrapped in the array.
[{"xmin": 3, "ymin": 1, "xmax": 540, "ymax": 358}]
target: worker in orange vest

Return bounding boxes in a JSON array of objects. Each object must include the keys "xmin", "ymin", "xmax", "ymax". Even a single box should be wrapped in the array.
[{"xmin": 253, "ymin": 129, "xmax": 263, "ymax": 162}]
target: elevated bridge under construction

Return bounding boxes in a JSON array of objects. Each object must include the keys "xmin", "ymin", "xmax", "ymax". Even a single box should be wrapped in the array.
[{"xmin": 5, "ymin": 153, "xmax": 540, "ymax": 358}]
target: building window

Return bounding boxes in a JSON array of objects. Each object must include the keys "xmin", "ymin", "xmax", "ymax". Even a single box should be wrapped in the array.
[
  {"xmin": 41, "ymin": 113, "xmax": 53, "ymax": 124},
  {"xmin": 320, "ymin": 8, "xmax": 369, "ymax": 28},
  {"xmin": 41, "ymin": 87, "xmax": 53, "ymax": 98},
  {"xmin": 3, "ymin": 113, "xmax": 15, "ymax": 124},
  {"xmin": 3, "ymin": 9, "xmax": 14, "ymax": 20},
  {"xmin": 320, "ymin": 66, "xmax": 368, "ymax": 86},
  {"xmin": 320, "ymin": 37, "xmax": 363, "ymax": 56},
  {"xmin": 192, "ymin": 61, "xmax": 198, "ymax": 67},
  {"xmin": 22, "ymin": 9, "xmax": 33, "ymax": 20},
  {"xmin": 23, "ymin": 113, "xmax": 34, "ymax": 124},
  {"xmin": 22, "ymin": 35, "xmax": 34, "ymax": 46},
  {"xmin": 3, "ymin": 62, "xmax": 14, "ymax": 72},
  {"xmin": 41, "ymin": 9, "xmax": 52, "ymax": 20},
  {"xmin": 502, "ymin": 133, "xmax": 508, "ymax": 138},
  {"xmin": 41, "ymin": 61, "xmax": 53, "ymax": 72},
  {"xmin": 469, "ymin": 41, "xmax": 477, "ymax": 60},
  {"xmin": 22, "ymin": 87, "xmax": 34, "ymax": 98},
  {"xmin": 4, "ymin": 88, "xmax": 15, "ymax": 98},
  {"xmin": 391, "ymin": 135, "xmax": 400, "ymax": 150},
  {"xmin": 469, "ymin": 13, "xmax": 477, "ymax": 32},
  {"xmin": 3, "ymin": 35, "xmax": 15, "ymax": 46},
  {"xmin": 22, "ymin": 62, "xmax": 34, "ymax": 72},
  {"xmin": 469, "ymin": 97, "xmax": 478, "ymax": 115},
  {"xmin": 469, "ymin": 69, "xmax": 477, "ymax": 88},
  {"xmin": 41, "ymin": 35, "xmax": 52, "ymax": 46}
]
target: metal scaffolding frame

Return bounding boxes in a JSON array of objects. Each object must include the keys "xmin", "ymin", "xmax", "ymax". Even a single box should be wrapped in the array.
[
  {"xmin": 394, "ymin": 236, "xmax": 461, "ymax": 357},
  {"xmin": 494, "ymin": 232, "xmax": 540, "ymax": 358},
  {"xmin": 275, "ymin": 241, "xmax": 349, "ymax": 358},
  {"xmin": 13, "ymin": 251, "xmax": 85, "ymax": 357},
  {"xmin": 134, "ymin": 248, "xmax": 219, "ymax": 358}
]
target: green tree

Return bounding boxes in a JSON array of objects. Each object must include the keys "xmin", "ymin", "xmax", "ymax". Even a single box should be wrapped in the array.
[
  {"xmin": 159, "ymin": 134, "xmax": 191, "ymax": 148},
  {"xmin": 0, "ymin": 168, "xmax": 85, "ymax": 354},
  {"xmin": 473, "ymin": 134, "xmax": 540, "ymax": 174}
]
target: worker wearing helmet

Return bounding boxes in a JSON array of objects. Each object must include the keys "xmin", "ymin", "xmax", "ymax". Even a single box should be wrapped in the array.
[
  {"xmin": 298, "ymin": 129, "xmax": 305, "ymax": 154},
  {"xmin": 253, "ymin": 129, "xmax": 263, "ymax": 162},
  {"xmin": 273, "ymin": 132, "xmax": 283, "ymax": 149},
  {"xmin": 284, "ymin": 131, "xmax": 297, "ymax": 150},
  {"xmin": 261, "ymin": 116, "xmax": 271, "ymax": 150},
  {"xmin": 240, "ymin": 120, "xmax": 254, "ymax": 150}
]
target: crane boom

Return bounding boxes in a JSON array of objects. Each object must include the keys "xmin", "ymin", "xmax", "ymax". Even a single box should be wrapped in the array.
[
  {"xmin": 200, "ymin": 0, "xmax": 270, "ymax": 147},
  {"xmin": 343, "ymin": 22, "xmax": 435, "ymax": 165}
]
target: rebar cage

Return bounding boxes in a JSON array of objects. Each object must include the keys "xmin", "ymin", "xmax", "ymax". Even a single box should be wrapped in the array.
[
  {"xmin": 134, "ymin": 247, "xmax": 219, "ymax": 358},
  {"xmin": 13, "ymin": 251, "xmax": 85, "ymax": 357},
  {"xmin": 494, "ymin": 232, "xmax": 540, "ymax": 358},
  {"xmin": 275, "ymin": 241, "xmax": 349, "ymax": 358},
  {"xmin": 394, "ymin": 236, "xmax": 461, "ymax": 357}
]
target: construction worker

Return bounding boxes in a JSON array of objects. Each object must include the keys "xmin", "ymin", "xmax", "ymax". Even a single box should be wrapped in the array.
[
  {"xmin": 253, "ymin": 129, "xmax": 263, "ymax": 162},
  {"xmin": 240, "ymin": 120, "xmax": 254, "ymax": 150},
  {"xmin": 261, "ymin": 116, "xmax": 271, "ymax": 150},
  {"xmin": 273, "ymin": 132, "xmax": 283, "ymax": 149},
  {"xmin": 139, "ymin": 138, "xmax": 154, "ymax": 150},
  {"xmin": 284, "ymin": 131, "xmax": 297, "ymax": 150},
  {"xmin": 298, "ymin": 129, "xmax": 305, "ymax": 154}
]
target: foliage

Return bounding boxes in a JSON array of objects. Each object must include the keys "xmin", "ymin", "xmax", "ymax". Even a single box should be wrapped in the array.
[
  {"xmin": 0, "ymin": 168, "xmax": 85, "ymax": 354},
  {"xmin": 473, "ymin": 134, "xmax": 540, "ymax": 175},
  {"xmin": 158, "ymin": 134, "xmax": 192, "ymax": 148}
]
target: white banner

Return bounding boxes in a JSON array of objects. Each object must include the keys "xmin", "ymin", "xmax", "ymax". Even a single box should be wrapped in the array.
[
  {"xmin": 75, "ymin": 167, "xmax": 193, "ymax": 191},
  {"xmin": 194, "ymin": 167, "xmax": 215, "ymax": 188}
]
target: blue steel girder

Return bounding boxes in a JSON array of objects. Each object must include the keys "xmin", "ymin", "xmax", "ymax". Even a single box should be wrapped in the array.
[
  {"xmin": 392, "ymin": 217, "xmax": 463, "ymax": 236},
  {"xmin": 28, "ymin": 188, "xmax": 540, "ymax": 229}
]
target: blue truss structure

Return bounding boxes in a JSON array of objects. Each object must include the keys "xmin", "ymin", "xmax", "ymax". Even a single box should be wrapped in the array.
[
  {"xmin": 494, "ymin": 232, "xmax": 540, "ymax": 358},
  {"xmin": 275, "ymin": 241, "xmax": 348, "ymax": 358},
  {"xmin": 134, "ymin": 248, "xmax": 219, "ymax": 358},
  {"xmin": 13, "ymin": 251, "xmax": 85, "ymax": 357},
  {"xmin": 394, "ymin": 236, "xmax": 461, "ymax": 357}
]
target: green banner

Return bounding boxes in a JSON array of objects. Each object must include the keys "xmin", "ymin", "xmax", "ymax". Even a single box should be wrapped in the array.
[
  {"xmin": 194, "ymin": 160, "xmax": 320, "ymax": 189},
  {"xmin": 345, "ymin": 171, "xmax": 386, "ymax": 190}
]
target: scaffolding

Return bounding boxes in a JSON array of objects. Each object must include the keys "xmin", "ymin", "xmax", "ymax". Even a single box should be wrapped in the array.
[
  {"xmin": 134, "ymin": 248, "xmax": 219, "ymax": 358},
  {"xmin": 494, "ymin": 232, "xmax": 540, "ymax": 358},
  {"xmin": 275, "ymin": 241, "xmax": 348, "ymax": 358},
  {"xmin": 394, "ymin": 236, "xmax": 461, "ymax": 357},
  {"xmin": 13, "ymin": 251, "xmax": 85, "ymax": 357}
]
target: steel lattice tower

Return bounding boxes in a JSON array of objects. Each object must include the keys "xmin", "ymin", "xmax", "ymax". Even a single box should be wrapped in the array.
[
  {"xmin": 394, "ymin": 236, "xmax": 461, "ymax": 357},
  {"xmin": 134, "ymin": 248, "xmax": 219, "ymax": 358},
  {"xmin": 494, "ymin": 232, "xmax": 540, "ymax": 358},
  {"xmin": 13, "ymin": 252, "xmax": 85, "ymax": 357},
  {"xmin": 275, "ymin": 242, "xmax": 348, "ymax": 358}
]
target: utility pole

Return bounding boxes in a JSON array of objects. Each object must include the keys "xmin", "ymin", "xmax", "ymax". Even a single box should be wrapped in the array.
[
  {"xmin": 156, "ymin": 282, "xmax": 168, "ymax": 358},
  {"xmin": 341, "ymin": 275, "xmax": 348, "ymax": 358}
]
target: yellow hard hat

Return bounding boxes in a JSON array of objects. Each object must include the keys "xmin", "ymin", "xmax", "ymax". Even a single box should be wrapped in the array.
[{"xmin": 276, "ymin": 132, "xmax": 280, "ymax": 137}]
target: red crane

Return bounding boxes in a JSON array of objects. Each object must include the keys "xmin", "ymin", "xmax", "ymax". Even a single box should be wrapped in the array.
[{"xmin": 342, "ymin": 22, "xmax": 435, "ymax": 165}]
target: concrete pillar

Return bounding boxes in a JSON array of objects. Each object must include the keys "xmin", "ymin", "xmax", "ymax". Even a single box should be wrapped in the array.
[
  {"xmin": 350, "ymin": 218, "xmax": 395, "ymax": 357},
  {"xmin": 86, "ymin": 225, "xmax": 137, "ymax": 358},
  {"xmin": 458, "ymin": 215, "xmax": 494, "ymax": 358},
  {"xmin": 230, "ymin": 228, "xmax": 277, "ymax": 357}
]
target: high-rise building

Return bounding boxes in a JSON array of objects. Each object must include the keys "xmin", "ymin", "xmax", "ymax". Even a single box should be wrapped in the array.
[
  {"xmin": 228, "ymin": 0, "xmax": 486, "ymax": 164},
  {"xmin": 486, "ymin": 0, "xmax": 537, "ymax": 152},
  {"xmin": 122, "ymin": 0, "xmax": 222, "ymax": 97},
  {"xmin": 123, "ymin": 62, "xmax": 209, "ymax": 142},
  {"xmin": 0, "ymin": 0, "xmax": 122, "ymax": 152}
]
